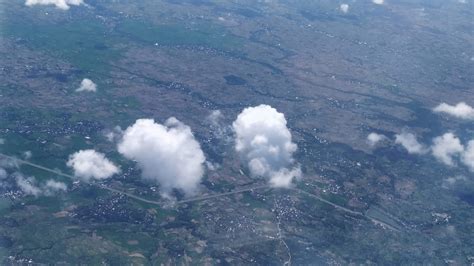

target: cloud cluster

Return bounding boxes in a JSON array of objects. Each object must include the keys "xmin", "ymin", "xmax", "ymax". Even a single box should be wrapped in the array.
[
  {"xmin": 395, "ymin": 131, "xmax": 427, "ymax": 154},
  {"xmin": 367, "ymin": 132, "xmax": 387, "ymax": 147},
  {"xmin": 76, "ymin": 78, "xmax": 97, "ymax": 92},
  {"xmin": 340, "ymin": 4, "xmax": 349, "ymax": 13},
  {"xmin": 433, "ymin": 102, "xmax": 474, "ymax": 120},
  {"xmin": 15, "ymin": 174, "xmax": 67, "ymax": 197},
  {"xmin": 118, "ymin": 118, "xmax": 205, "ymax": 197},
  {"xmin": 25, "ymin": 0, "xmax": 84, "ymax": 10},
  {"xmin": 391, "ymin": 130, "xmax": 474, "ymax": 172},
  {"xmin": 233, "ymin": 105, "xmax": 301, "ymax": 188},
  {"xmin": 67, "ymin": 149, "xmax": 120, "ymax": 181}
]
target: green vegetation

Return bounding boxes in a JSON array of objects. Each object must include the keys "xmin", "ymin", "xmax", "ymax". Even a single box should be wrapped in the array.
[
  {"xmin": 2, "ymin": 16, "xmax": 121, "ymax": 75},
  {"xmin": 116, "ymin": 20, "xmax": 240, "ymax": 50}
]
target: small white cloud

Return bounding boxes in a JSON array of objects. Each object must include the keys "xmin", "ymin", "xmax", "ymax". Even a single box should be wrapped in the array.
[
  {"xmin": 16, "ymin": 175, "xmax": 42, "ymax": 196},
  {"xmin": 67, "ymin": 149, "xmax": 120, "ymax": 181},
  {"xmin": 367, "ymin": 132, "xmax": 386, "ymax": 147},
  {"xmin": 208, "ymin": 110, "xmax": 223, "ymax": 125},
  {"xmin": 25, "ymin": 0, "xmax": 84, "ymax": 10},
  {"xmin": 43, "ymin": 179, "xmax": 67, "ymax": 195},
  {"xmin": 431, "ymin": 133, "xmax": 464, "ymax": 166},
  {"xmin": 205, "ymin": 161, "xmax": 220, "ymax": 171},
  {"xmin": 372, "ymin": 0, "xmax": 384, "ymax": 4},
  {"xmin": 118, "ymin": 118, "xmax": 206, "ymax": 197},
  {"xmin": 340, "ymin": 4, "xmax": 349, "ymax": 13},
  {"xmin": 268, "ymin": 167, "xmax": 302, "ymax": 188},
  {"xmin": 0, "ymin": 168, "xmax": 7, "ymax": 179},
  {"xmin": 103, "ymin": 126, "xmax": 123, "ymax": 142},
  {"xmin": 433, "ymin": 102, "xmax": 474, "ymax": 120},
  {"xmin": 395, "ymin": 131, "xmax": 427, "ymax": 154},
  {"xmin": 0, "ymin": 157, "xmax": 19, "ymax": 169},
  {"xmin": 0, "ymin": 139, "xmax": 5, "ymax": 145},
  {"xmin": 233, "ymin": 104, "xmax": 301, "ymax": 188},
  {"xmin": 206, "ymin": 110, "xmax": 231, "ymax": 142},
  {"xmin": 442, "ymin": 176, "xmax": 467, "ymax": 188},
  {"xmin": 461, "ymin": 140, "xmax": 474, "ymax": 172},
  {"xmin": 23, "ymin": 151, "xmax": 32, "ymax": 160},
  {"xmin": 76, "ymin": 78, "xmax": 97, "ymax": 92}
]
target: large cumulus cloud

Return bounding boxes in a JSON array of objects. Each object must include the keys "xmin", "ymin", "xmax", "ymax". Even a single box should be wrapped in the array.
[
  {"xmin": 117, "ymin": 118, "xmax": 205, "ymax": 197},
  {"xmin": 25, "ymin": 0, "xmax": 84, "ymax": 10},
  {"xmin": 232, "ymin": 104, "xmax": 301, "ymax": 188}
]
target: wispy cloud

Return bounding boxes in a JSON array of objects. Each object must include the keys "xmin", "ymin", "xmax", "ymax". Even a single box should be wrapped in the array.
[{"xmin": 15, "ymin": 174, "xmax": 67, "ymax": 197}]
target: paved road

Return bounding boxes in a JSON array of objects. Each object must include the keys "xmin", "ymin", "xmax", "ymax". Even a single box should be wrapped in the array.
[{"xmin": 176, "ymin": 185, "xmax": 269, "ymax": 204}]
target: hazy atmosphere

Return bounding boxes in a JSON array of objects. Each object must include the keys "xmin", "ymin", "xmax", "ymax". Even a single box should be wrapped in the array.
[{"xmin": 0, "ymin": 0, "xmax": 473, "ymax": 264}]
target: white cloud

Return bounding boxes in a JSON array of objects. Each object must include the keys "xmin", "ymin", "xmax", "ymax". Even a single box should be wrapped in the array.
[
  {"xmin": 268, "ymin": 167, "xmax": 302, "ymax": 188},
  {"xmin": 103, "ymin": 126, "xmax": 123, "ymax": 142},
  {"xmin": 23, "ymin": 151, "xmax": 32, "ymax": 160},
  {"xmin": 0, "ymin": 139, "xmax": 5, "ymax": 145},
  {"xmin": 461, "ymin": 140, "xmax": 474, "ymax": 171},
  {"xmin": 15, "ymin": 174, "xmax": 66, "ymax": 196},
  {"xmin": 118, "ymin": 118, "xmax": 205, "ymax": 197},
  {"xmin": 208, "ymin": 110, "xmax": 223, "ymax": 125},
  {"xmin": 431, "ymin": 133, "xmax": 464, "ymax": 166},
  {"xmin": 442, "ymin": 175, "xmax": 467, "ymax": 188},
  {"xmin": 372, "ymin": 0, "xmax": 384, "ymax": 4},
  {"xmin": 76, "ymin": 78, "xmax": 97, "ymax": 92},
  {"xmin": 0, "ymin": 168, "xmax": 6, "ymax": 179},
  {"xmin": 206, "ymin": 110, "xmax": 232, "ymax": 142},
  {"xmin": 433, "ymin": 102, "xmax": 474, "ymax": 120},
  {"xmin": 395, "ymin": 131, "xmax": 427, "ymax": 154},
  {"xmin": 43, "ymin": 179, "xmax": 68, "ymax": 195},
  {"xmin": 367, "ymin": 132, "xmax": 386, "ymax": 146},
  {"xmin": 0, "ymin": 156, "xmax": 19, "ymax": 169},
  {"xmin": 67, "ymin": 149, "xmax": 120, "ymax": 181},
  {"xmin": 25, "ymin": 0, "xmax": 84, "ymax": 10},
  {"xmin": 233, "ymin": 104, "xmax": 301, "ymax": 188},
  {"xmin": 16, "ymin": 175, "xmax": 42, "ymax": 196},
  {"xmin": 340, "ymin": 4, "xmax": 349, "ymax": 13}
]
